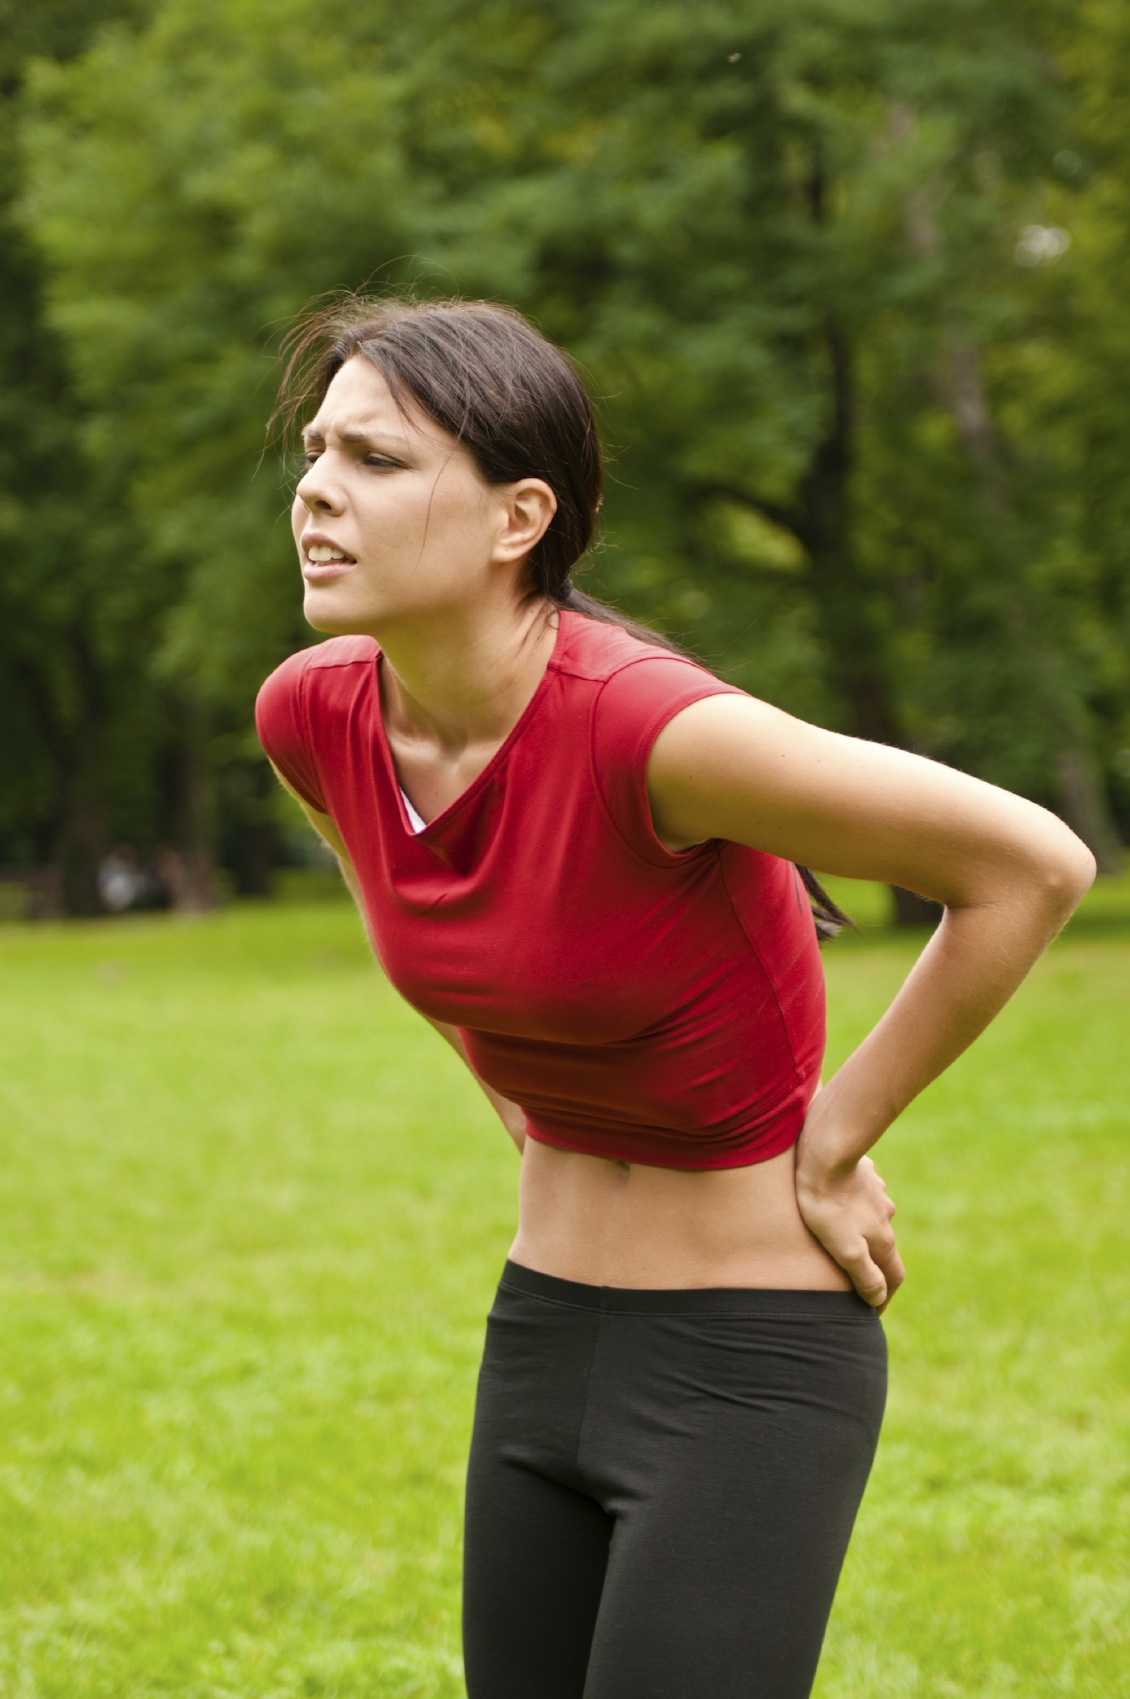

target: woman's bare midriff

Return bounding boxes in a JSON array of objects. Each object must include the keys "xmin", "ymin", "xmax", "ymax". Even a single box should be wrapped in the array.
[{"xmin": 508, "ymin": 1137, "xmax": 853, "ymax": 1291}]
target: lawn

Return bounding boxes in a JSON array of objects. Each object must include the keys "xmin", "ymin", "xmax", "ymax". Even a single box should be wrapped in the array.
[{"xmin": 0, "ymin": 883, "xmax": 1127, "ymax": 1697}]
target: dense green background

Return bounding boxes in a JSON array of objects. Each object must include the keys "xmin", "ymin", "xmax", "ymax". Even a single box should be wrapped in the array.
[
  {"xmin": 3, "ymin": 0, "xmax": 1130, "ymax": 907},
  {"xmin": 3, "ymin": 9, "xmax": 1127, "ymax": 1688},
  {"xmin": 0, "ymin": 892, "xmax": 1127, "ymax": 1696}
]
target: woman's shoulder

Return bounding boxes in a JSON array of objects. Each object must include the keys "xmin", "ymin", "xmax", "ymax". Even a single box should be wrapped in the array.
[
  {"xmin": 262, "ymin": 634, "xmax": 378, "ymax": 688},
  {"xmin": 256, "ymin": 635, "xmax": 378, "ymax": 717},
  {"xmin": 551, "ymin": 613, "xmax": 745, "ymax": 862},
  {"xmin": 553, "ymin": 613, "xmax": 744, "ymax": 752},
  {"xmin": 255, "ymin": 637, "xmax": 380, "ymax": 812},
  {"xmin": 554, "ymin": 609, "xmax": 708, "ymax": 685}
]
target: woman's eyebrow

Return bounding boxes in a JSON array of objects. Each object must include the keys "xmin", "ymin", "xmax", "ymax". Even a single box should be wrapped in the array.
[
  {"xmin": 341, "ymin": 430, "xmax": 412, "ymax": 450},
  {"xmin": 301, "ymin": 422, "xmax": 412, "ymax": 451}
]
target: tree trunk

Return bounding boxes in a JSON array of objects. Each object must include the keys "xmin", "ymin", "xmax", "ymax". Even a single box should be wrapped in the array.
[
  {"xmin": 27, "ymin": 864, "xmax": 64, "ymax": 920},
  {"xmin": 220, "ymin": 758, "xmax": 278, "ymax": 897},
  {"xmin": 795, "ymin": 323, "xmax": 903, "ymax": 747},
  {"xmin": 159, "ymin": 699, "xmax": 220, "ymax": 912},
  {"xmin": 797, "ymin": 147, "xmax": 904, "ymax": 750},
  {"xmin": 61, "ymin": 788, "xmax": 108, "ymax": 916},
  {"xmin": 792, "ymin": 320, "xmax": 933, "ymax": 926},
  {"xmin": 943, "ymin": 336, "xmax": 1123, "ymax": 871},
  {"xmin": 1056, "ymin": 747, "xmax": 1124, "ymax": 875},
  {"xmin": 14, "ymin": 629, "xmax": 110, "ymax": 917},
  {"xmin": 899, "ymin": 135, "xmax": 1124, "ymax": 875}
]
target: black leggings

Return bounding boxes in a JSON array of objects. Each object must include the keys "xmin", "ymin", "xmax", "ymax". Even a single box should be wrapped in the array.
[{"xmin": 463, "ymin": 1262, "xmax": 886, "ymax": 1699}]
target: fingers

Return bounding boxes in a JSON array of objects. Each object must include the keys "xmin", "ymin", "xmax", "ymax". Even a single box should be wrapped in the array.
[
  {"xmin": 794, "ymin": 1153, "xmax": 905, "ymax": 1310},
  {"xmin": 874, "ymin": 1243, "xmax": 906, "ymax": 1315},
  {"xmin": 856, "ymin": 1162, "xmax": 902, "ymax": 1307},
  {"xmin": 839, "ymin": 1239, "xmax": 890, "ymax": 1308},
  {"xmin": 840, "ymin": 1225, "xmax": 905, "ymax": 1310}
]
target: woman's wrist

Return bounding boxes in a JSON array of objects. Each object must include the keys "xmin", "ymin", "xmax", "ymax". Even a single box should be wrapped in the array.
[
  {"xmin": 795, "ymin": 1146, "xmax": 855, "ymax": 1199},
  {"xmin": 796, "ymin": 1096, "xmax": 880, "ymax": 1190},
  {"xmin": 794, "ymin": 1116, "xmax": 906, "ymax": 1309}
]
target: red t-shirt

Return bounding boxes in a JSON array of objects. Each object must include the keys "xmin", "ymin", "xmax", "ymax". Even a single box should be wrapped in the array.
[{"xmin": 256, "ymin": 611, "xmax": 825, "ymax": 1169}]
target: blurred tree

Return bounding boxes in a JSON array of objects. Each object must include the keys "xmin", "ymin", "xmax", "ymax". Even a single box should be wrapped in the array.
[
  {"xmin": 434, "ymin": 0, "xmax": 1121, "ymax": 866},
  {"xmin": 1031, "ymin": 0, "xmax": 1130, "ymax": 848},
  {"xmin": 0, "ymin": 0, "xmax": 152, "ymax": 912},
  {"xmin": 13, "ymin": 0, "xmax": 1128, "ymax": 912},
  {"xmin": 20, "ymin": 0, "xmax": 423, "ymax": 908}
]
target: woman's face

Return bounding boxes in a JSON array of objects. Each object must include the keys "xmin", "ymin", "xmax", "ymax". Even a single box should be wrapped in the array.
[{"xmin": 292, "ymin": 355, "xmax": 552, "ymax": 637}]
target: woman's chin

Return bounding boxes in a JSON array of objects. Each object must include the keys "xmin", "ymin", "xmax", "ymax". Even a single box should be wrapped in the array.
[{"xmin": 302, "ymin": 588, "xmax": 377, "ymax": 636}]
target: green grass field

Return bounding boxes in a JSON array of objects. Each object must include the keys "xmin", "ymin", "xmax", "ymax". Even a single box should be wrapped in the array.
[{"xmin": 0, "ymin": 883, "xmax": 1127, "ymax": 1697}]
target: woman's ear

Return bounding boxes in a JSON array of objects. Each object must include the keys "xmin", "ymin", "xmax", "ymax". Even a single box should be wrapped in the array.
[{"xmin": 493, "ymin": 479, "xmax": 558, "ymax": 564}]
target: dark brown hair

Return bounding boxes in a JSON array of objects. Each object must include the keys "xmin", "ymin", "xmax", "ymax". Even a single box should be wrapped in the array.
[
  {"xmin": 275, "ymin": 294, "xmax": 850, "ymax": 940},
  {"xmin": 275, "ymin": 293, "xmax": 676, "ymax": 650}
]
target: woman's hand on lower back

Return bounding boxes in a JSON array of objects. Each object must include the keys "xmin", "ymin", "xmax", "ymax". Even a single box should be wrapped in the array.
[{"xmin": 794, "ymin": 1148, "xmax": 904, "ymax": 1313}]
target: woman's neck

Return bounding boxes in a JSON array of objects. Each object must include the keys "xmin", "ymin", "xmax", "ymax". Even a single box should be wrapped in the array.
[{"xmin": 376, "ymin": 598, "xmax": 560, "ymax": 765}]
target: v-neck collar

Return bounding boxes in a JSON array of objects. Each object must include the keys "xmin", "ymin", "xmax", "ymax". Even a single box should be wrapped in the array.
[{"xmin": 372, "ymin": 615, "xmax": 568, "ymax": 842}]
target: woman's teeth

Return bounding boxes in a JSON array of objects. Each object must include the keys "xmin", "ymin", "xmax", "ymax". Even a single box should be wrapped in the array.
[{"xmin": 306, "ymin": 544, "xmax": 352, "ymax": 562}]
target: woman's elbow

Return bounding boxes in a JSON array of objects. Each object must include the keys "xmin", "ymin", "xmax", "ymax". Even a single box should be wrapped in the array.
[{"xmin": 1036, "ymin": 825, "xmax": 1097, "ymax": 922}]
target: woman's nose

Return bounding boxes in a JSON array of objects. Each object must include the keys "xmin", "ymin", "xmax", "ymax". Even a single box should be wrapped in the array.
[{"xmin": 295, "ymin": 460, "xmax": 343, "ymax": 513}]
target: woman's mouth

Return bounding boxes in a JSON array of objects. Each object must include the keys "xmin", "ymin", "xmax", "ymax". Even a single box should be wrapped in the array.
[{"xmin": 302, "ymin": 542, "xmax": 357, "ymax": 583}]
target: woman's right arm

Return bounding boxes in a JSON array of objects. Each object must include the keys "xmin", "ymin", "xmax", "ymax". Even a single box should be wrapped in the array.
[{"xmin": 272, "ymin": 767, "xmax": 526, "ymax": 1153}]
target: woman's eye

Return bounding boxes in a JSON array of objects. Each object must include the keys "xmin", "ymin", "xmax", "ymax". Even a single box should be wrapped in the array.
[{"xmin": 365, "ymin": 456, "xmax": 398, "ymax": 469}]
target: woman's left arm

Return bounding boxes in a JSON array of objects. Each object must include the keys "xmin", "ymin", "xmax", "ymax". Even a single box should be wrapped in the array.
[{"xmin": 648, "ymin": 694, "xmax": 1097, "ymax": 1308}]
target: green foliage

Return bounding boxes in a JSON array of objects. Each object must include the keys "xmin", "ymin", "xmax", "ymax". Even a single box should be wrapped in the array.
[
  {"xmin": 1040, "ymin": 0, "xmax": 1130, "ymax": 834},
  {"xmin": 3, "ymin": 0, "xmax": 1130, "ymax": 898},
  {"xmin": 0, "ymin": 0, "xmax": 154, "ymax": 904},
  {"xmin": 0, "ymin": 899, "xmax": 1127, "ymax": 1693},
  {"xmin": 22, "ymin": 0, "xmax": 429, "ymax": 712}
]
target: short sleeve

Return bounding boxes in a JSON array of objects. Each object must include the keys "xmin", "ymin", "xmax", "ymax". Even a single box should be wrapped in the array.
[
  {"xmin": 255, "ymin": 649, "xmax": 328, "ymax": 814},
  {"xmin": 591, "ymin": 653, "xmax": 745, "ymax": 863}
]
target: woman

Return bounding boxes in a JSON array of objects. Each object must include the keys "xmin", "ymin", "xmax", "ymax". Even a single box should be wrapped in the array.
[{"xmin": 255, "ymin": 297, "xmax": 1094, "ymax": 1699}]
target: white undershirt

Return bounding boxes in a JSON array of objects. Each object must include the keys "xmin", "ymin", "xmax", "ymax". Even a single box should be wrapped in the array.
[{"xmin": 400, "ymin": 787, "xmax": 427, "ymax": 834}]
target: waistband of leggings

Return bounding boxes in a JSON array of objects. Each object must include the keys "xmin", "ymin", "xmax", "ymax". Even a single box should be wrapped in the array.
[{"xmin": 498, "ymin": 1259, "xmax": 878, "ymax": 1319}]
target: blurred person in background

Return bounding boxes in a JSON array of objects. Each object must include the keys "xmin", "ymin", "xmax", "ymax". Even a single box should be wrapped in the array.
[
  {"xmin": 255, "ymin": 298, "xmax": 1094, "ymax": 1699},
  {"xmin": 97, "ymin": 844, "xmax": 167, "ymax": 913}
]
